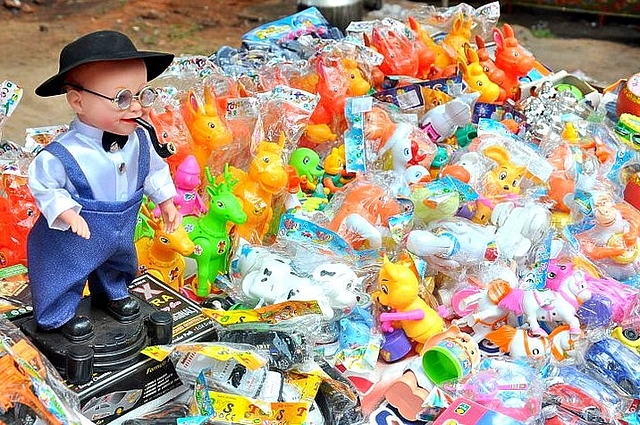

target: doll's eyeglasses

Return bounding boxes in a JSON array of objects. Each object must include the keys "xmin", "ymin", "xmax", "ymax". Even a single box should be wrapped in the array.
[{"xmin": 66, "ymin": 84, "xmax": 157, "ymax": 110}]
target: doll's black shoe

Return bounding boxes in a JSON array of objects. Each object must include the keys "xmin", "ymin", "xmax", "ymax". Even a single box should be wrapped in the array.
[
  {"xmin": 59, "ymin": 316, "xmax": 94, "ymax": 342},
  {"xmin": 106, "ymin": 297, "xmax": 141, "ymax": 323}
]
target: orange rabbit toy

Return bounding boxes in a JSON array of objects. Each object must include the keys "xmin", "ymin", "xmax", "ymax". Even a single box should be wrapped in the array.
[
  {"xmin": 493, "ymin": 23, "xmax": 536, "ymax": 101},
  {"xmin": 179, "ymin": 89, "xmax": 233, "ymax": 171}
]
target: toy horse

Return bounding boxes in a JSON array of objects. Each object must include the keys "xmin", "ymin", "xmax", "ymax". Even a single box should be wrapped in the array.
[
  {"xmin": 135, "ymin": 204, "xmax": 195, "ymax": 292},
  {"xmin": 228, "ymin": 134, "xmax": 289, "ymax": 244},
  {"xmin": 493, "ymin": 23, "xmax": 536, "ymax": 101},
  {"xmin": 458, "ymin": 43, "xmax": 501, "ymax": 103},
  {"xmin": 180, "ymin": 89, "xmax": 233, "ymax": 171},
  {"xmin": 458, "ymin": 279, "xmax": 582, "ymax": 337},
  {"xmin": 545, "ymin": 258, "xmax": 592, "ymax": 310},
  {"xmin": 485, "ymin": 324, "xmax": 576, "ymax": 361},
  {"xmin": 373, "ymin": 256, "xmax": 444, "ymax": 350},
  {"xmin": 325, "ymin": 180, "xmax": 403, "ymax": 250},
  {"xmin": 183, "ymin": 165, "xmax": 248, "ymax": 297}
]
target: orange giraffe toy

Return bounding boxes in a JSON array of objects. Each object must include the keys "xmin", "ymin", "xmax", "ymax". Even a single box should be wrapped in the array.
[
  {"xmin": 442, "ymin": 13, "xmax": 473, "ymax": 64},
  {"xmin": 408, "ymin": 16, "xmax": 457, "ymax": 80}
]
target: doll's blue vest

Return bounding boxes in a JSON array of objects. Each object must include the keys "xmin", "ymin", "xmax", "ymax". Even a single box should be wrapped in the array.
[{"xmin": 27, "ymin": 129, "xmax": 150, "ymax": 330}]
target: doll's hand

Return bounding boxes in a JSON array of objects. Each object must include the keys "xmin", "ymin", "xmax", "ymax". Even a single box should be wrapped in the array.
[
  {"xmin": 159, "ymin": 199, "xmax": 181, "ymax": 233},
  {"xmin": 59, "ymin": 209, "xmax": 90, "ymax": 239}
]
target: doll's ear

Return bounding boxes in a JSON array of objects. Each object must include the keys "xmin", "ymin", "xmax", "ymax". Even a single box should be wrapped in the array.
[{"xmin": 66, "ymin": 89, "xmax": 84, "ymax": 114}]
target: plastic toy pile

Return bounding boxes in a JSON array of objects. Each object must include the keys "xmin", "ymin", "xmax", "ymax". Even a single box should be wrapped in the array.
[{"xmin": 2, "ymin": 1, "xmax": 640, "ymax": 424}]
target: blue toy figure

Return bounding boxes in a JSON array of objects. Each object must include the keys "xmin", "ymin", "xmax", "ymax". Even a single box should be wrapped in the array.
[{"xmin": 27, "ymin": 30, "xmax": 179, "ymax": 342}]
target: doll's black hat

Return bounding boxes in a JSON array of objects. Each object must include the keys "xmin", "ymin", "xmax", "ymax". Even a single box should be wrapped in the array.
[{"xmin": 35, "ymin": 30, "xmax": 175, "ymax": 97}]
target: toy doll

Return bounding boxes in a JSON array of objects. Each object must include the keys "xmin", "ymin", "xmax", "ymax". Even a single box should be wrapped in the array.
[{"xmin": 27, "ymin": 31, "xmax": 179, "ymax": 342}]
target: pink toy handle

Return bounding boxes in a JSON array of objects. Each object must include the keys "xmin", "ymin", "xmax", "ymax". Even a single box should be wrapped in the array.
[{"xmin": 379, "ymin": 309, "xmax": 425, "ymax": 334}]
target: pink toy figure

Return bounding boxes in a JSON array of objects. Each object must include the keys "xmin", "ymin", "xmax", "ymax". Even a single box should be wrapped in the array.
[
  {"xmin": 148, "ymin": 105, "xmax": 195, "ymax": 178},
  {"xmin": 179, "ymin": 89, "xmax": 233, "ymax": 172},
  {"xmin": 545, "ymin": 258, "xmax": 592, "ymax": 310},
  {"xmin": 372, "ymin": 256, "xmax": 444, "ymax": 351},
  {"xmin": 171, "ymin": 155, "xmax": 207, "ymax": 217},
  {"xmin": 458, "ymin": 44, "xmax": 501, "ymax": 103},
  {"xmin": 135, "ymin": 204, "xmax": 195, "ymax": 292},
  {"xmin": 493, "ymin": 23, "xmax": 536, "ymax": 101},
  {"xmin": 325, "ymin": 179, "xmax": 403, "ymax": 250},
  {"xmin": 475, "ymin": 35, "xmax": 508, "ymax": 102},
  {"xmin": 228, "ymin": 134, "xmax": 289, "ymax": 244}
]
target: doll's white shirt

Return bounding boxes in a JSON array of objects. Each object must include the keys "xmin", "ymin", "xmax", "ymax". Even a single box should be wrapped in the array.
[{"xmin": 28, "ymin": 118, "xmax": 176, "ymax": 230}]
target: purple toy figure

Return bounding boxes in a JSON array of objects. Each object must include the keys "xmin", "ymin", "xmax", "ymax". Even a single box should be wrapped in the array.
[{"xmin": 27, "ymin": 30, "xmax": 180, "ymax": 342}]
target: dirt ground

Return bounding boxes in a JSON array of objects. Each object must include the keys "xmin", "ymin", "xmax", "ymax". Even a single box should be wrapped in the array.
[{"xmin": 1, "ymin": 0, "xmax": 640, "ymax": 143}]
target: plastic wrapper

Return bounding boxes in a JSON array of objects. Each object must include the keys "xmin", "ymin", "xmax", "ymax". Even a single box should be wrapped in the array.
[
  {"xmin": 447, "ymin": 357, "xmax": 544, "ymax": 424},
  {"xmin": 0, "ymin": 317, "xmax": 84, "ymax": 425}
]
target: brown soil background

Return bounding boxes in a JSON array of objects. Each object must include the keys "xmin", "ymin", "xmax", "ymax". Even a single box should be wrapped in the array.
[{"xmin": 1, "ymin": 0, "xmax": 640, "ymax": 143}]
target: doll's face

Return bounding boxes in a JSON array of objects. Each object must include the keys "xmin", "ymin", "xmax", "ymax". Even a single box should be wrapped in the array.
[{"xmin": 66, "ymin": 59, "xmax": 149, "ymax": 135}]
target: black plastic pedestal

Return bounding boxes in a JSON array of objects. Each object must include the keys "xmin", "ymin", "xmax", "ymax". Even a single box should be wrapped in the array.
[{"xmin": 20, "ymin": 294, "xmax": 173, "ymax": 384}]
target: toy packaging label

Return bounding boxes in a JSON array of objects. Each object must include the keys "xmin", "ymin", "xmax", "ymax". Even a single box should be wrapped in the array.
[
  {"xmin": 433, "ymin": 398, "xmax": 526, "ymax": 425},
  {"xmin": 0, "ymin": 264, "xmax": 33, "ymax": 320},
  {"xmin": 128, "ymin": 273, "xmax": 215, "ymax": 344},
  {"xmin": 68, "ymin": 273, "xmax": 216, "ymax": 424},
  {"xmin": 241, "ymin": 7, "xmax": 332, "ymax": 47}
]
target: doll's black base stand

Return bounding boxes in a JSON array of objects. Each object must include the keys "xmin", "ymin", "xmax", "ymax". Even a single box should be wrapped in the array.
[{"xmin": 20, "ymin": 295, "xmax": 173, "ymax": 385}]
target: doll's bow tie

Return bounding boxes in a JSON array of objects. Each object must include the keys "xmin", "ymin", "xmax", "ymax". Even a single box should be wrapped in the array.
[{"xmin": 102, "ymin": 132, "xmax": 129, "ymax": 152}]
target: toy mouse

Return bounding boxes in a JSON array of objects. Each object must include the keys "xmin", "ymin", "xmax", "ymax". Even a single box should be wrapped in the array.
[{"xmin": 26, "ymin": 30, "xmax": 179, "ymax": 341}]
